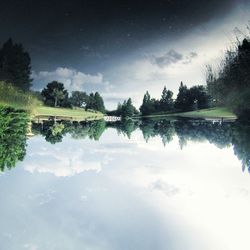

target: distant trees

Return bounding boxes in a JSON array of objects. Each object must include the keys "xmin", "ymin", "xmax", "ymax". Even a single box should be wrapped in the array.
[
  {"xmin": 175, "ymin": 82, "xmax": 209, "ymax": 111},
  {"xmin": 0, "ymin": 38, "xmax": 32, "ymax": 91},
  {"xmin": 140, "ymin": 86, "xmax": 175, "ymax": 116},
  {"xmin": 160, "ymin": 86, "xmax": 174, "ymax": 112},
  {"xmin": 116, "ymin": 98, "xmax": 138, "ymax": 118},
  {"xmin": 40, "ymin": 81, "xmax": 106, "ymax": 113},
  {"xmin": 69, "ymin": 91, "xmax": 88, "ymax": 107},
  {"xmin": 85, "ymin": 92, "xmax": 105, "ymax": 113},
  {"xmin": 140, "ymin": 91, "xmax": 157, "ymax": 115},
  {"xmin": 206, "ymin": 38, "xmax": 250, "ymax": 120},
  {"xmin": 41, "ymin": 81, "xmax": 69, "ymax": 107},
  {"xmin": 139, "ymin": 84, "xmax": 210, "ymax": 116}
]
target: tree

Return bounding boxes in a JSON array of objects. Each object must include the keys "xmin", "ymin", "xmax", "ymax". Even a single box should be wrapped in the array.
[
  {"xmin": 205, "ymin": 37, "xmax": 250, "ymax": 119},
  {"xmin": 160, "ymin": 86, "xmax": 174, "ymax": 112},
  {"xmin": 140, "ymin": 91, "xmax": 155, "ymax": 115},
  {"xmin": 189, "ymin": 85, "xmax": 209, "ymax": 110},
  {"xmin": 0, "ymin": 38, "xmax": 32, "ymax": 90},
  {"xmin": 94, "ymin": 92, "xmax": 105, "ymax": 113},
  {"xmin": 70, "ymin": 91, "xmax": 88, "ymax": 107},
  {"xmin": 120, "ymin": 98, "xmax": 137, "ymax": 118},
  {"xmin": 41, "ymin": 81, "xmax": 69, "ymax": 107},
  {"xmin": 45, "ymin": 122, "xmax": 65, "ymax": 144},
  {"xmin": 174, "ymin": 82, "xmax": 192, "ymax": 111},
  {"xmin": 86, "ymin": 92, "xmax": 105, "ymax": 113}
]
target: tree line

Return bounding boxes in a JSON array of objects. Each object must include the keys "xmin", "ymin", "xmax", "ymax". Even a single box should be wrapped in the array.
[
  {"xmin": 206, "ymin": 37, "xmax": 250, "ymax": 120},
  {"xmin": 0, "ymin": 38, "xmax": 106, "ymax": 113},
  {"xmin": 40, "ymin": 81, "xmax": 106, "ymax": 113},
  {"xmin": 0, "ymin": 36, "xmax": 250, "ymax": 119}
]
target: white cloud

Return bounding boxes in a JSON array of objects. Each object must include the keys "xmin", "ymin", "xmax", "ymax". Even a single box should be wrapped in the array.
[{"xmin": 32, "ymin": 67, "xmax": 112, "ymax": 93}]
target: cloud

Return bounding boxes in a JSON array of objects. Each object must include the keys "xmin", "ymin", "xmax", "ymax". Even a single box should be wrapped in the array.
[
  {"xmin": 32, "ymin": 67, "xmax": 113, "ymax": 93},
  {"xmin": 182, "ymin": 52, "xmax": 198, "ymax": 64},
  {"xmin": 149, "ymin": 50, "xmax": 198, "ymax": 68},
  {"xmin": 151, "ymin": 180, "xmax": 180, "ymax": 196},
  {"xmin": 150, "ymin": 49, "xmax": 184, "ymax": 67}
]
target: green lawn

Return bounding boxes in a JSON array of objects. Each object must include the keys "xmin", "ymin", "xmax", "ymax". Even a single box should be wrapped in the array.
[
  {"xmin": 175, "ymin": 107, "xmax": 236, "ymax": 119},
  {"xmin": 140, "ymin": 107, "xmax": 237, "ymax": 120},
  {"xmin": 32, "ymin": 106, "xmax": 104, "ymax": 121}
]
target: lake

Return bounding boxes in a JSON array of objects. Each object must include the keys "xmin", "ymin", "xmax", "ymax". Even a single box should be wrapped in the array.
[{"xmin": 0, "ymin": 113, "xmax": 250, "ymax": 250}]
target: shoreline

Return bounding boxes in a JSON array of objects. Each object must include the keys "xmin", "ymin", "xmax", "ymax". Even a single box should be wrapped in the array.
[{"xmin": 135, "ymin": 107, "xmax": 237, "ymax": 120}]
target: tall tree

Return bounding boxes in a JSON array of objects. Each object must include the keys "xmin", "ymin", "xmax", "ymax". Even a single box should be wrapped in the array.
[
  {"xmin": 120, "ymin": 98, "xmax": 137, "ymax": 118},
  {"xmin": 0, "ymin": 38, "xmax": 32, "ymax": 90},
  {"xmin": 160, "ymin": 86, "xmax": 174, "ymax": 112},
  {"xmin": 94, "ymin": 92, "xmax": 105, "ymax": 113},
  {"xmin": 85, "ymin": 92, "xmax": 105, "ymax": 113},
  {"xmin": 174, "ymin": 82, "xmax": 192, "ymax": 111},
  {"xmin": 41, "ymin": 81, "xmax": 69, "ymax": 107}
]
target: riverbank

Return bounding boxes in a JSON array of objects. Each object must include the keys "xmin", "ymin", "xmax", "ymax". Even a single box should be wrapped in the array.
[
  {"xmin": 32, "ymin": 106, "xmax": 104, "ymax": 121},
  {"xmin": 139, "ymin": 107, "xmax": 237, "ymax": 120},
  {"xmin": 0, "ymin": 103, "xmax": 104, "ymax": 121}
]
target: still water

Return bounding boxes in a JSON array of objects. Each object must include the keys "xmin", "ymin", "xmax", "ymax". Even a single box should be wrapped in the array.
[{"xmin": 0, "ymin": 114, "xmax": 250, "ymax": 250}]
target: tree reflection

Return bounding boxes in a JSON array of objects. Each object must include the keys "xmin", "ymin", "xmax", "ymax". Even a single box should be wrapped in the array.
[
  {"xmin": 30, "ymin": 117, "xmax": 250, "ymax": 174},
  {"xmin": 0, "ymin": 107, "xmax": 28, "ymax": 171},
  {"xmin": 232, "ymin": 122, "xmax": 250, "ymax": 173},
  {"xmin": 32, "ymin": 119, "xmax": 106, "ymax": 143}
]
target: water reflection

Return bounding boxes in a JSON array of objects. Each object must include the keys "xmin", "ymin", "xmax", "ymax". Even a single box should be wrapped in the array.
[
  {"xmin": 0, "ymin": 109, "xmax": 249, "ymax": 174},
  {"xmin": 1, "ymin": 113, "xmax": 250, "ymax": 250},
  {"xmin": 32, "ymin": 117, "xmax": 250, "ymax": 173}
]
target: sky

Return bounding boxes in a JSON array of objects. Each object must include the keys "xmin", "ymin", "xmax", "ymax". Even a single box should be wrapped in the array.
[
  {"xmin": 1, "ymin": 128, "xmax": 250, "ymax": 249},
  {"xmin": 0, "ymin": 0, "xmax": 250, "ymax": 108}
]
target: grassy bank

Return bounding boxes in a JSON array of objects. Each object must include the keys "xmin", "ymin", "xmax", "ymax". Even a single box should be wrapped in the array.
[
  {"xmin": 0, "ymin": 82, "xmax": 40, "ymax": 112},
  {"xmin": 32, "ymin": 106, "xmax": 104, "ymax": 121},
  {"xmin": 174, "ymin": 107, "xmax": 236, "ymax": 119},
  {"xmin": 0, "ymin": 82, "xmax": 104, "ymax": 121},
  {"xmin": 140, "ymin": 107, "xmax": 236, "ymax": 120}
]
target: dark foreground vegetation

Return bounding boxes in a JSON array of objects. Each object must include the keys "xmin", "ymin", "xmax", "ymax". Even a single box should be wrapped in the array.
[{"xmin": 206, "ymin": 38, "xmax": 250, "ymax": 121}]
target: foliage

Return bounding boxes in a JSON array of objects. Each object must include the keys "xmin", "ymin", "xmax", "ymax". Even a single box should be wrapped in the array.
[
  {"xmin": 0, "ymin": 38, "xmax": 32, "ymax": 91},
  {"xmin": 85, "ymin": 92, "xmax": 105, "ymax": 113},
  {"xmin": 116, "ymin": 98, "xmax": 138, "ymax": 118},
  {"xmin": 0, "ymin": 107, "xmax": 28, "ymax": 171},
  {"xmin": 33, "ymin": 119, "xmax": 106, "ymax": 143},
  {"xmin": 0, "ymin": 81, "xmax": 40, "ymax": 112},
  {"xmin": 206, "ymin": 38, "xmax": 250, "ymax": 120},
  {"xmin": 140, "ymin": 91, "xmax": 159, "ymax": 115},
  {"xmin": 139, "ymin": 84, "xmax": 209, "ymax": 116},
  {"xmin": 41, "ymin": 81, "xmax": 69, "ymax": 107},
  {"xmin": 160, "ymin": 86, "xmax": 174, "ymax": 112},
  {"xmin": 70, "ymin": 91, "xmax": 88, "ymax": 107},
  {"xmin": 44, "ymin": 122, "xmax": 65, "ymax": 144},
  {"xmin": 107, "ymin": 119, "xmax": 138, "ymax": 138},
  {"xmin": 175, "ymin": 82, "xmax": 209, "ymax": 112}
]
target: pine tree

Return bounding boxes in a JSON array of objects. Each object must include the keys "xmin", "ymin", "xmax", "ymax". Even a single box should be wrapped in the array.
[
  {"xmin": 0, "ymin": 38, "xmax": 32, "ymax": 90},
  {"xmin": 160, "ymin": 86, "xmax": 174, "ymax": 112}
]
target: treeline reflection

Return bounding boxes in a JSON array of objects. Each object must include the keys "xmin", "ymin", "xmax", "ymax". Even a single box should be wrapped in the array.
[
  {"xmin": 32, "ymin": 117, "xmax": 250, "ymax": 173},
  {"xmin": 0, "ymin": 108, "xmax": 249, "ymax": 174}
]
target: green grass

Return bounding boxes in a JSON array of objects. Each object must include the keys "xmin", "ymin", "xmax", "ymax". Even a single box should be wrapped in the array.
[
  {"xmin": 33, "ymin": 106, "xmax": 104, "ymax": 121},
  {"xmin": 140, "ymin": 107, "xmax": 237, "ymax": 119},
  {"xmin": 0, "ymin": 81, "xmax": 41, "ymax": 112},
  {"xmin": 175, "ymin": 107, "xmax": 236, "ymax": 119}
]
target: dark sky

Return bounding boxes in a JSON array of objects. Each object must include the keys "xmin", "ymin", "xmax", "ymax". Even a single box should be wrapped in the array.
[
  {"xmin": 0, "ymin": 0, "xmax": 249, "ymax": 107},
  {"xmin": 0, "ymin": 0, "xmax": 239, "ymax": 70}
]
